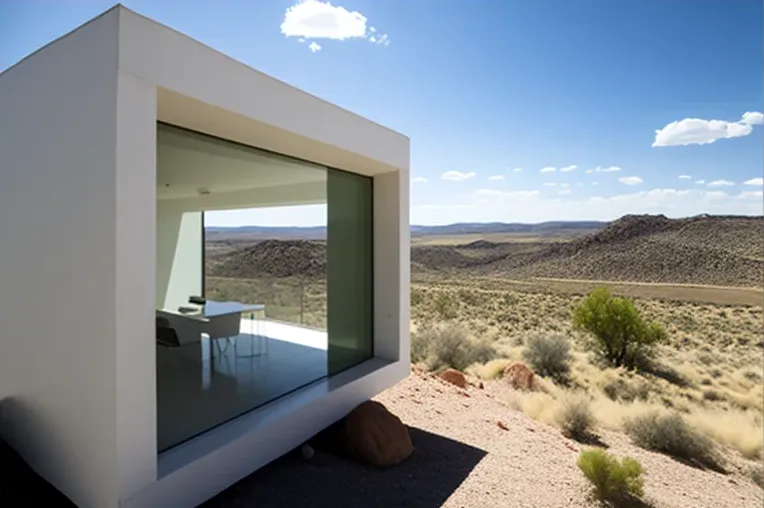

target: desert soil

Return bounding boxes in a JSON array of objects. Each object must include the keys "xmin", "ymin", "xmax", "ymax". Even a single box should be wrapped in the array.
[{"xmin": 203, "ymin": 372, "xmax": 763, "ymax": 508}]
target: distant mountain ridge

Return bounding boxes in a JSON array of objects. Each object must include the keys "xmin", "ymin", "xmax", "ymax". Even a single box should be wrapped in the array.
[{"xmin": 205, "ymin": 220, "xmax": 608, "ymax": 240}]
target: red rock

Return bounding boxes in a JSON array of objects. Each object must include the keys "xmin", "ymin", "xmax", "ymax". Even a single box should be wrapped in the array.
[
  {"xmin": 438, "ymin": 368, "xmax": 467, "ymax": 388},
  {"xmin": 503, "ymin": 362, "xmax": 537, "ymax": 391},
  {"xmin": 344, "ymin": 401, "xmax": 414, "ymax": 468}
]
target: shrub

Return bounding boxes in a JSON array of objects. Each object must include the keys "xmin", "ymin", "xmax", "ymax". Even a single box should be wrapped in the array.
[
  {"xmin": 747, "ymin": 464, "xmax": 764, "ymax": 489},
  {"xmin": 573, "ymin": 288, "xmax": 667, "ymax": 368},
  {"xmin": 624, "ymin": 411, "xmax": 722, "ymax": 470},
  {"xmin": 522, "ymin": 333, "xmax": 572, "ymax": 382},
  {"xmin": 557, "ymin": 393, "xmax": 595, "ymax": 441},
  {"xmin": 577, "ymin": 449, "xmax": 645, "ymax": 502},
  {"xmin": 411, "ymin": 324, "xmax": 496, "ymax": 372}
]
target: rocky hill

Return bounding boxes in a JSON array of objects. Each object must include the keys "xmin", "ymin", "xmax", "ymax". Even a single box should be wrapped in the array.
[
  {"xmin": 207, "ymin": 215, "xmax": 764, "ymax": 288},
  {"xmin": 209, "ymin": 239, "xmax": 326, "ymax": 278}
]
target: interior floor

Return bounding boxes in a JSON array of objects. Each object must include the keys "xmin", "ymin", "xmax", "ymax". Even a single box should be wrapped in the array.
[{"xmin": 157, "ymin": 320, "xmax": 328, "ymax": 452}]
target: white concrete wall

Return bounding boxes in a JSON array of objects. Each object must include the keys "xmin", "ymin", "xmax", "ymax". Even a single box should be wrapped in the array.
[
  {"xmin": 0, "ymin": 10, "xmax": 122, "ymax": 508},
  {"xmin": 156, "ymin": 204, "xmax": 203, "ymax": 311}
]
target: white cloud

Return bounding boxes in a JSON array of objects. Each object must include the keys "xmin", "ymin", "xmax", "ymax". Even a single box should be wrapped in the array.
[
  {"xmin": 695, "ymin": 180, "xmax": 706, "ymax": 184},
  {"xmin": 512, "ymin": 167, "xmax": 523, "ymax": 173},
  {"xmin": 704, "ymin": 191, "xmax": 728, "ymax": 199},
  {"xmin": 741, "ymin": 111, "xmax": 764, "ymax": 126},
  {"xmin": 558, "ymin": 189, "xmax": 572, "ymax": 195},
  {"xmin": 740, "ymin": 190, "xmax": 764, "ymax": 199},
  {"xmin": 472, "ymin": 189, "xmax": 540, "ymax": 199},
  {"xmin": 652, "ymin": 111, "xmax": 763, "ymax": 147},
  {"xmin": 586, "ymin": 166, "xmax": 622, "ymax": 174},
  {"xmin": 743, "ymin": 177, "xmax": 764, "ymax": 186},
  {"xmin": 559, "ymin": 165, "xmax": 577, "ymax": 172},
  {"xmin": 488, "ymin": 175, "xmax": 505, "ymax": 181},
  {"xmin": 308, "ymin": 41, "xmax": 322, "ymax": 52},
  {"xmin": 618, "ymin": 176, "xmax": 643, "ymax": 185},
  {"xmin": 560, "ymin": 183, "xmax": 570, "ymax": 188},
  {"xmin": 540, "ymin": 166, "xmax": 556, "ymax": 173},
  {"xmin": 708, "ymin": 180, "xmax": 734, "ymax": 187},
  {"xmin": 678, "ymin": 175, "xmax": 692, "ymax": 179},
  {"xmin": 442, "ymin": 170, "xmax": 476, "ymax": 181},
  {"xmin": 543, "ymin": 182, "xmax": 557, "ymax": 187},
  {"xmin": 411, "ymin": 187, "xmax": 763, "ymax": 225},
  {"xmin": 281, "ymin": 0, "xmax": 390, "ymax": 49},
  {"xmin": 411, "ymin": 176, "xmax": 427, "ymax": 184}
]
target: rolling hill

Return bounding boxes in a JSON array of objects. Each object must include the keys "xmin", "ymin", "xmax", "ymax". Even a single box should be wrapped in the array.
[{"xmin": 206, "ymin": 214, "xmax": 764, "ymax": 288}]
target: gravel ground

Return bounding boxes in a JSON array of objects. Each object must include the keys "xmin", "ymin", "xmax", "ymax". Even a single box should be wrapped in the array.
[{"xmin": 204, "ymin": 371, "xmax": 763, "ymax": 508}]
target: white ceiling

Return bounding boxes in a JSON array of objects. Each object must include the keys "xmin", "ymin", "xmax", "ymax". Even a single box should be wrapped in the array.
[{"xmin": 156, "ymin": 123, "xmax": 326, "ymax": 201}]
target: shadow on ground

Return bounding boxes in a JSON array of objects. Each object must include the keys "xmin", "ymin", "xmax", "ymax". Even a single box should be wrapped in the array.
[{"xmin": 202, "ymin": 426, "xmax": 488, "ymax": 508}]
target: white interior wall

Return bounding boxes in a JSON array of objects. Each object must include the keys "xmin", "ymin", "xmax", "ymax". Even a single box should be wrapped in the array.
[
  {"xmin": 0, "ymin": 10, "xmax": 122, "ymax": 508},
  {"xmin": 156, "ymin": 203, "xmax": 202, "ymax": 311}
]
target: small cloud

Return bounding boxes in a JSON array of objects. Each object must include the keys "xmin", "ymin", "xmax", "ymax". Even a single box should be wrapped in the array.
[
  {"xmin": 281, "ymin": 0, "xmax": 389, "ymax": 48},
  {"xmin": 704, "ymin": 191, "xmax": 729, "ymax": 199},
  {"xmin": 442, "ymin": 170, "xmax": 476, "ymax": 181},
  {"xmin": 488, "ymin": 175, "xmax": 505, "ymax": 181},
  {"xmin": 652, "ymin": 111, "xmax": 763, "ymax": 147},
  {"xmin": 695, "ymin": 180, "xmax": 706, "ymax": 184},
  {"xmin": 740, "ymin": 190, "xmax": 764, "ymax": 199},
  {"xmin": 543, "ymin": 182, "xmax": 557, "ymax": 187},
  {"xmin": 411, "ymin": 177, "xmax": 427, "ymax": 184},
  {"xmin": 741, "ymin": 111, "xmax": 764, "ymax": 126},
  {"xmin": 308, "ymin": 41, "xmax": 322, "ymax": 52},
  {"xmin": 678, "ymin": 175, "xmax": 692, "ymax": 180},
  {"xmin": 592, "ymin": 182, "xmax": 599, "ymax": 186},
  {"xmin": 559, "ymin": 165, "xmax": 577, "ymax": 173},
  {"xmin": 743, "ymin": 177, "xmax": 764, "ymax": 186},
  {"xmin": 707, "ymin": 179, "xmax": 734, "ymax": 187},
  {"xmin": 512, "ymin": 167, "xmax": 523, "ymax": 173},
  {"xmin": 618, "ymin": 176, "xmax": 643, "ymax": 185},
  {"xmin": 587, "ymin": 166, "xmax": 622, "ymax": 174},
  {"xmin": 558, "ymin": 189, "xmax": 572, "ymax": 195},
  {"xmin": 540, "ymin": 167, "xmax": 556, "ymax": 173}
]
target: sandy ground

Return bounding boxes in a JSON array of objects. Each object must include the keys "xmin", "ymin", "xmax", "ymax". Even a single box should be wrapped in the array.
[{"xmin": 203, "ymin": 371, "xmax": 763, "ymax": 508}]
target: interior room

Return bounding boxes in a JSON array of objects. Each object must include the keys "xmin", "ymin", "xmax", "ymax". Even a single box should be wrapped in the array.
[{"xmin": 155, "ymin": 122, "xmax": 373, "ymax": 452}]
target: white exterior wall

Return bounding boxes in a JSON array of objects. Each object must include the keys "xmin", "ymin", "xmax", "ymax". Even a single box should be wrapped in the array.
[
  {"xmin": 0, "ymin": 10, "xmax": 122, "ymax": 508},
  {"xmin": 0, "ymin": 6, "xmax": 410, "ymax": 508},
  {"xmin": 156, "ymin": 205, "xmax": 202, "ymax": 311}
]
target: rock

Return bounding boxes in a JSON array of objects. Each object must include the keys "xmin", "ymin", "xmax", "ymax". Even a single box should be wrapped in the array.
[
  {"xmin": 497, "ymin": 421, "xmax": 509, "ymax": 431},
  {"xmin": 344, "ymin": 401, "xmax": 414, "ymax": 467},
  {"xmin": 438, "ymin": 368, "xmax": 466, "ymax": 388},
  {"xmin": 301, "ymin": 443, "xmax": 315, "ymax": 460},
  {"xmin": 504, "ymin": 362, "xmax": 536, "ymax": 391}
]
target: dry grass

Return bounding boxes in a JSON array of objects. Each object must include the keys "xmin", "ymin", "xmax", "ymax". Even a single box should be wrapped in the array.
[{"xmin": 411, "ymin": 281, "xmax": 764, "ymax": 462}]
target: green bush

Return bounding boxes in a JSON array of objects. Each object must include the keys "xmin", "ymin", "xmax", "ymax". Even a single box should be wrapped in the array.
[
  {"xmin": 557, "ymin": 394, "xmax": 595, "ymax": 441},
  {"xmin": 624, "ymin": 411, "xmax": 722, "ymax": 470},
  {"xmin": 577, "ymin": 449, "xmax": 645, "ymax": 502},
  {"xmin": 410, "ymin": 324, "xmax": 496, "ymax": 372},
  {"xmin": 573, "ymin": 288, "xmax": 666, "ymax": 368},
  {"xmin": 522, "ymin": 333, "xmax": 572, "ymax": 381}
]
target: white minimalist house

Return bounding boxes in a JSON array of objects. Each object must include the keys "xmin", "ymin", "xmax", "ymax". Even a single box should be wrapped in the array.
[{"xmin": 0, "ymin": 5, "xmax": 410, "ymax": 508}]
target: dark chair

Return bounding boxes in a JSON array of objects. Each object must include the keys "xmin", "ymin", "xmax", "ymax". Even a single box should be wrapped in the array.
[{"xmin": 156, "ymin": 316, "xmax": 180, "ymax": 348}]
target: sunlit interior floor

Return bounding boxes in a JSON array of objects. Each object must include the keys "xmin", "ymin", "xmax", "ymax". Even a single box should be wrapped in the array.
[{"xmin": 157, "ymin": 319, "xmax": 328, "ymax": 452}]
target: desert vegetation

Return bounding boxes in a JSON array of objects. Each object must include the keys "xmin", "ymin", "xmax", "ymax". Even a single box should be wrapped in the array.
[{"xmin": 205, "ymin": 214, "xmax": 764, "ymax": 497}]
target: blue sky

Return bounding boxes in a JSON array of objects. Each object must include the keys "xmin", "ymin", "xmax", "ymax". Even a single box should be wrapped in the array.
[{"xmin": 2, "ymin": 0, "xmax": 762, "ymax": 226}]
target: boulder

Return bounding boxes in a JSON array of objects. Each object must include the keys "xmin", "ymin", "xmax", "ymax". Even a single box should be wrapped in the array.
[
  {"xmin": 504, "ymin": 362, "xmax": 536, "ymax": 391},
  {"xmin": 344, "ymin": 401, "xmax": 414, "ymax": 467},
  {"xmin": 438, "ymin": 368, "xmax": 467, "ymax": 388}
]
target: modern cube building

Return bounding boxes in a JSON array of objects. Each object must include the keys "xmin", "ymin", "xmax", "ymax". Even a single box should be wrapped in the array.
[{"xmin": 0, "ymin": 5, "xmax": 410, "ymax": 508}]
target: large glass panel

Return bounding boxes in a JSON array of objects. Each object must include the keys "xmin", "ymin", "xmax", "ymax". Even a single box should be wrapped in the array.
[
  {"xmin": 156, "ymin": 123, "xmax": 331, "ymax": 452},
  {"xmin": 327, "ymin": 170, "xmax": 374, "ymax": 375}
]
